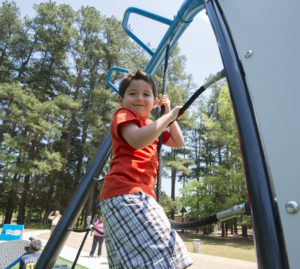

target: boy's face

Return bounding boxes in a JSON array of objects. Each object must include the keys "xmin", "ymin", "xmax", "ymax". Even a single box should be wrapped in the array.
[{"xmin": 118, "ymin": 79, "xmax": 158, "ymax": 119}]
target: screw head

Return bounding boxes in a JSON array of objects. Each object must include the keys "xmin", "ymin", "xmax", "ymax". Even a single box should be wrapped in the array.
[
  {"xmin": 245, "ymin": 50, "xmax": 253, "ymax": 59},
  {"xmin": 285, "ymin": 201, "xmax": 299, "ymax": 214}
]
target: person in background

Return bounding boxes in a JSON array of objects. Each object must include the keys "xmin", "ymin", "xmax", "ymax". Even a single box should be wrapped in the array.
[
  {"xmin": 89, "ymin": 216, "xmax": 104, "ymax": 258},
  {"xmin": 20, "ymin": 239, "xmax": 42, "ymax": 269},
  {"xmin": 48, "ymin": 210, "xmax": 62, "ymax": 235}
]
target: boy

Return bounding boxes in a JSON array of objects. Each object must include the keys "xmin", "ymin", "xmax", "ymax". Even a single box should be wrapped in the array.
[
  {"xmin": 100, "ymin": 70, "xmax": 192, "ymax": 268},
  {"xmin": 20, "ymin": 239, "xmax": 42, "ymax": 269}
]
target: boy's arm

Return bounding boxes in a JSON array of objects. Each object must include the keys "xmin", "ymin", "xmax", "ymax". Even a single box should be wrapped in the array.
[
  {"xmin": 120, "ymin": 106, "xmax": 182, "ymax": 149},
  {"xmin": 164, "ymin": 121, "xmax": 184, "ymax": 148}
]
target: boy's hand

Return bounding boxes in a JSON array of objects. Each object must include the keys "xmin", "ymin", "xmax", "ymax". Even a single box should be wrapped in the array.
[
  {"xmin": 160, "ymin": 95, "xmax": 171, "ymax": 113},
  {"xmin": 170, "ymin": 106, "xmax": 183, "ymax": 122},
  {"xmin": 160, "ymin": 95, "xmax": 184, "ymax": 121}
]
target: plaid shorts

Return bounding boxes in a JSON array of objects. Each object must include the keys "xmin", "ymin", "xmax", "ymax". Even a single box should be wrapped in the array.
[{"xmin": 100, "ymin": 192, "xmax": 193, "ymax": 269}]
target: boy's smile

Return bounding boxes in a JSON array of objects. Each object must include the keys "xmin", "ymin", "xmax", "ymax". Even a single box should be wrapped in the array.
[{"xmin": 118, "ymin": 79, "xmax": 158, "ymax": 119}]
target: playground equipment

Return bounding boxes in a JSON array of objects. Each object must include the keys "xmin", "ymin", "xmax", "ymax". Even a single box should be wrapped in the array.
[{"xmin": 35, "ymin": 0, "xmax": 299, "ymax": 268}]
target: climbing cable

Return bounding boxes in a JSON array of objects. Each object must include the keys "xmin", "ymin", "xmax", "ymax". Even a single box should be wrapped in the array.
[
  {"xmin": 170, "ymin": 69, "xmax": 225, "ymax": 126},
  {"xmin": 156, "ymin": 67, "xmax": 225, "ymax": 204},
  {"xmin": 156, "ymin": 43, "xmax": 171, "ymax": 203}
]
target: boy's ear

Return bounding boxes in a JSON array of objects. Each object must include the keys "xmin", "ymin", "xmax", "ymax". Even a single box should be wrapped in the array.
[
  {"xmin": 152, "ymin": 97, "xmax": 159, "ymax": 109},
  {"xmin": 118, "ymin": 95, "xmax": 123, "ymax": 106}
]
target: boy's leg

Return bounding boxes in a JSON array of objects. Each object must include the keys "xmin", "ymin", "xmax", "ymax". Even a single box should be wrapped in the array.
[{"xmin": 101, "ymin": 192, "xmax": 193, "ymax": 269}]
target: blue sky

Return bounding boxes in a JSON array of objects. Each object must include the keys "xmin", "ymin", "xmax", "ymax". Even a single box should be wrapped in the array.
[
  {"xmin": 12, "ymin": 0, "xmax": 222, "ymax": 86},
  {"xmin": 10, "ymin": 0, "xmax": 223, "ymax": 196}
]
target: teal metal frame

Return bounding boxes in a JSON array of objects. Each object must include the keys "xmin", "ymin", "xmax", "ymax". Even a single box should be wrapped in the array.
[{"xmin": 106, "ymin": 0, "xmax": 205, "ymax": 94}]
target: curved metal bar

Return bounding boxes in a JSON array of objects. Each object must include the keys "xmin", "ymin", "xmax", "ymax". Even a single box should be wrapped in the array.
[
  {"xmin": 145, "ymin": 0, "xmax": 205, "ymax": 75},
  {"xmin": 106, "ymin": 66, "xmax": 129, "ymax": 94},
  {"xmin": 106, "ymin": 0, "xmax": 205, "ymax": 92},
  {"xmin": 123, "ymin": 7, "xmax": 173, "ymax": 56},
  {"xmin": 178, "ymin": 0, "xmax": 206, "ymax": 23}
]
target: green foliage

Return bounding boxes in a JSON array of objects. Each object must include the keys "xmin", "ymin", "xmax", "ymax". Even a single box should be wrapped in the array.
[
  {"xmin": 0, "ymin": 1, "xmax": 150, "ymax": 224},
  {"xmin": 161, "ymin": 192, "xmax": 183, "ymax": 219},
  {"xmin": 181, "ymin": 83, "xmax": 248, "ymax": 220}
]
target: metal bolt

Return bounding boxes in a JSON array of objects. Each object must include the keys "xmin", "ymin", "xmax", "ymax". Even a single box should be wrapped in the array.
[
  {"xmin": 245, "ymin": 50, "xmax": 253, "ymax": 59},
  {"xmin": 285, "ymin": 201, "xmax": 299, "ymax": 214}
]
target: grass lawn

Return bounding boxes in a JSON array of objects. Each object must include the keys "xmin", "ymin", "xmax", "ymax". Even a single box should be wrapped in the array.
[{"xmin": 179, "ymin": 231, "xmax": 257, "ymax": 262}]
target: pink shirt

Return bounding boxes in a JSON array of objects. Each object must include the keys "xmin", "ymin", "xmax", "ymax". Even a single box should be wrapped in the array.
[{"xmin": 94, "ymin": 221, "xmax": 104, "ymax": 237}]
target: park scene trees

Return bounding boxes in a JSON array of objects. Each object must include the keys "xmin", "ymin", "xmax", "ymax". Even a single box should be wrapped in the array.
[{"xmin": 0, "ymin": 0, "xmax": 250, "ymax": 235}]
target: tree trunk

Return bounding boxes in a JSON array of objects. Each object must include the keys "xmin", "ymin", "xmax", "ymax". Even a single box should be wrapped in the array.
[
  {"xmin": 17, "ymin": 174, "xmax": 31, "ymax": 224},
  {"xmin": 242, "ymin": 225, "xmax": 248, "ymax": 237},
  {"xmin": 26, "ymin": 204, "xmax": 33, "ymax": 224},
  {"xmin": 170, "ymin": 166, "xmax": 176, "ymax": 220},
  {"xmin": 4, "ymin": 173, "xmax": 19, "ymax": 224},
  {"xmin": 4, "ymin": 193, "xmax": 15, "ymax": 224},
  {"xmin": 234, "ymin": 217, "xmax": 238, "ymax": 234},
  {"xmin": 225, "ymin": 222, "xmax": 228, "ymax": 237},
  {"xmin": 221, "ymin": 222, "xmax": 225, "ymax": 237},
  {"xmin": 203, "ymin": 225, "xmax": 209, "ymax": 235}
]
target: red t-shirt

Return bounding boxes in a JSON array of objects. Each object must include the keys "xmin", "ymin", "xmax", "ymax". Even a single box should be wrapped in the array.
[{"xmin": 100, "ymin": 108, "xmax": 170, "ymax": 202}]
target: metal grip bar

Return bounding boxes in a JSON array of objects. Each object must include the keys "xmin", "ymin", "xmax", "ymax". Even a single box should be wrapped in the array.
[
  {"xmin": 168, "ymin": 69, "xmax": 225, "ymax": 127},
  {"xmin": 106, "ymin": 67, "xmax": 129, "ymax": 94},
  {"xmin": 170, "ymin": 214, "xmax": 218, "ymax": 229},
  {"xmin": 216, "ymin": 201, "xmax": 250, "ymax": 221},
  {"xmin": 178, "ymin": 69, "xmax": 225, "ymax": 117},
  {"xmin": 170, "ymin": 201, "xmax": 249, "ymax": 229},
  {"xmin": 123, "ymin": 7, "xmax": 173, "ymax": 56}
]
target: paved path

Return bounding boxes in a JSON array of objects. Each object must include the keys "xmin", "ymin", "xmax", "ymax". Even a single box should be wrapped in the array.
[{"xmin": 24, "ymin": 230, "xmax": 257, "ymax": 269}]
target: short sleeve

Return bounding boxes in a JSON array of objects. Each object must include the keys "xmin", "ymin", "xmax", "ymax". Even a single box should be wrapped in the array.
[
  {"xmin": 111, "ymin": 108, "xmax": 140, "ymax": 140},
  {"xmin": 162, "ymin": 130, "xmax": 170, "ymax": 144}
]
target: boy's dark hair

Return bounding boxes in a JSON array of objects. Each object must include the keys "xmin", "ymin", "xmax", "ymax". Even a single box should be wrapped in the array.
[{"xmin": 119, "ymin": 70, "xmax": 158, "ymax": 98}]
